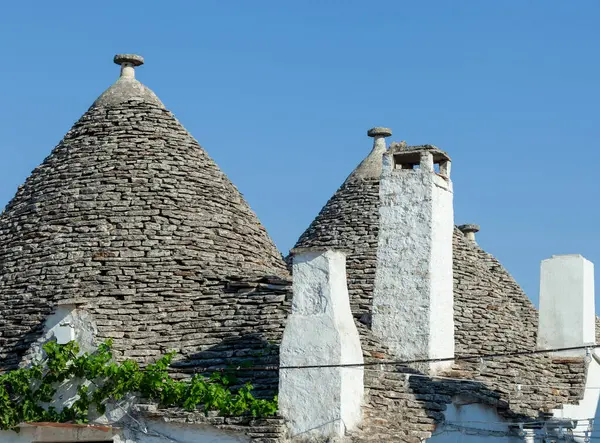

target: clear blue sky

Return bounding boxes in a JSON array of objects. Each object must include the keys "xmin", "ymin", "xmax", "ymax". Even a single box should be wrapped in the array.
[{"xmin": 1, "ymin": 1, "xmax": 598, "ymax": 308}]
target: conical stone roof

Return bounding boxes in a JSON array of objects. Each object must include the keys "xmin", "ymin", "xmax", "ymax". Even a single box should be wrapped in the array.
[
  {"xmin": 0, "ymin": 55, "xmax": 289, "ymax": 377},
  {"xmin": 295, "ymin": 135, "xmax": 588, "ymax": 433}
]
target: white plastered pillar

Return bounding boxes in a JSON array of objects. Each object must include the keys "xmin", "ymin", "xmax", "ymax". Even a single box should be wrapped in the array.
[
  {"xmin": 279, "ymin": 248, "xmax": 364, "ymax": 440},
  {"xmin": 537, "ymin": 254, "xmax": 595, "ymax": 356}
]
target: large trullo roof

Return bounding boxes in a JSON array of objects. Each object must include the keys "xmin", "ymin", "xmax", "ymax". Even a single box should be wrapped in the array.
[{"xmin": 0, "ymin": 55, "xmax": 289, "ymax": 383}]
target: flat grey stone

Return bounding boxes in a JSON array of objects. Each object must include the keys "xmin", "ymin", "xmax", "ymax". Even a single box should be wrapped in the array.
[
  {"xmin": 458, "ymin": 224, "xmax": 480, "ymax": 233},
  {"xmin": 367, "ymin": 127, "xmax": 392, "ymax": 137},
  {"xmin": 114, "ymin": 53, "xmax": 144, "ymax": 66}
]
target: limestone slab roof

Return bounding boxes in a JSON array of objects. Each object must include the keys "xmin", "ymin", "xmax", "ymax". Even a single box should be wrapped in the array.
[
  {"xmin": 0, "ymin": 57, "xmax": 289, "ymax": 382},
  {"xmin": 294, "ymin": 143, "xmax": 589, "ymax": 440}
]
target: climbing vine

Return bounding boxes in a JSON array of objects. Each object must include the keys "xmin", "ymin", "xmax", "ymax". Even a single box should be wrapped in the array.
[{"xmin": 0, "ymin": 340, "xmax": 277, "ymax": 431}]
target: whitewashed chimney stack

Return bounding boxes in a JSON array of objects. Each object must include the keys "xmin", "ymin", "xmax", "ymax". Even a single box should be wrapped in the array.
[
  {"xmin": 372, "ymin": 138, "xmax": 455, "ymax": 373},
  {"xmin": 537, "ymin": 254, "xmax": 595, "ymax": 356}
]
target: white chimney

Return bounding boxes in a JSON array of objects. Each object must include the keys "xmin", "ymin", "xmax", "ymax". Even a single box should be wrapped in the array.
[
  {"xmin": 279, "ymin": 248, "xmax": 363, "ymax": 439},
  {"xmin": 537, "ymin": 254, "xmax": 595, "ymax": 356},
  {"xmin": 372, "ymin": 142, "xmax": 455, "ymax": 373}
]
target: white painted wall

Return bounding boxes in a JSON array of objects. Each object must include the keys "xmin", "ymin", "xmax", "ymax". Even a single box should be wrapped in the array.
[
  {"xmin": 0, "ymin": 429, "xmax": 30, "ymax": 443},
  {"xmin": 279, "ymin": 249, "xmax": 364, "ymax": 440},
  {"xmin": 0, "ymin": 419, "xmax": 249, "ymax": 443},
  {"xmin": 372, "ymin": 150, "xmax": 454, "ymax": 372},
  {"xmin": 0, "ymin": 424, "xmax": 118, "ymax": 442},
  {"xmin": 552, "ymin": 352, "xmax": 600, "ymax": 442},
  {"xmin": 23, "ymin": 304, "xmax": 97, "ymax": 366},
  {"xmin": 114, "ymin": 418, "xmax": 250, "ymax": 443},
  {"xmin": 428, "ymin": 401, "xmax": 521, "ymax": 443},
  {"xmin": 17, "ymin": 305, "xmax": 99, "ymax": 413},
  {"xmin": 429, "ymin": 172, "xmax": 455, "ymax": 372},
  {"xmin": 538, "ymin": 254, "xmax": 595, "ymax": 356}
]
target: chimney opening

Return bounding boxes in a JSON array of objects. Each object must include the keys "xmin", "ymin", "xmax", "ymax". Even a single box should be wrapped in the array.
[
  {"xmin": 439, "ymin": 160, "xmax": 451, "ymax": 177},
  {"xmin": 393, "ymin": 151, "xmax": 449, "ymax": 174},
  {"xmin": 393, "ymin": 152, "xmax": 421, "ymax": 170}
]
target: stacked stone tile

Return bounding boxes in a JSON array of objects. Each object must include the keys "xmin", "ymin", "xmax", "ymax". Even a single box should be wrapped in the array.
[
  {"xmin": 0, "ymin": 63, "xmax": 290, "ymax": 404},
  {"xmin": 294, "ymin": 145, "xmax": 589, "ymax": 442}
]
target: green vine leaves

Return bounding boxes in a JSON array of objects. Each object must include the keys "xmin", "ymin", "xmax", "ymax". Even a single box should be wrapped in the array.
[{"xmin": 0, "ymin": 340, "xmax": 278, "ymax": 431}]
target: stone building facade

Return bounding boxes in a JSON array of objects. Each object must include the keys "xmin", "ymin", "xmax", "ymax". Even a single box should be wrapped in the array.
[{"xmin": 0, "ymin": 55, "xmax": 598, "ymax": 443}]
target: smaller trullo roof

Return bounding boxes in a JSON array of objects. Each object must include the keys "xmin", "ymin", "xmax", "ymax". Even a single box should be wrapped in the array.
[{"xmin": 294, "ymin": 131, "xmax": 589, "ymax": 441}]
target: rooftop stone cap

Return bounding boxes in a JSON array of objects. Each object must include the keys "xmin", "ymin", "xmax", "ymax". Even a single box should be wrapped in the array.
[
  {"xmin": 367, "ymin": 127, "xmax": 392, "ymax": 138},
  {"xmin": 458, "ymin": 224, "xmax": 480, "ymax": 234},
  {"xmin": 92, "ymin": 53, "xmax": 164, "ymax": 109},
  {"xmin": 114, "ymin": 54, "xmax": 144, "ymax": 66}
]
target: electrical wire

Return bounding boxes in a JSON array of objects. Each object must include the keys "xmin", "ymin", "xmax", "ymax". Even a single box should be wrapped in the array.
[
  {"xmin": 438, "ymin": 418, "xmax": 595, "ymax": 427},
  {"xmin": 180, "ymin": 342, "xmax": 600, "ymax": 395},
  {"xmin": 195, "ymin": 343, "xmax": 600, "ymax": 372}
]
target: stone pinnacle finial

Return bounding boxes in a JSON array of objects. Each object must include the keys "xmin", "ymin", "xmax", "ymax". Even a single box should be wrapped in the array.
[
  {"xmin": 367, "ymin": 127, "xmax": 392, "ymax": 138},
  {"xmin": 113, "ymin": 54, "xmax": 144, "ymax": 79},
  {"xmin": 367, "ymin": 127, "xmax": 392, "ymax": 151},
  {"xmin": 458, "ymin": 224, "xmax": 480, "ymax": 243}
]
